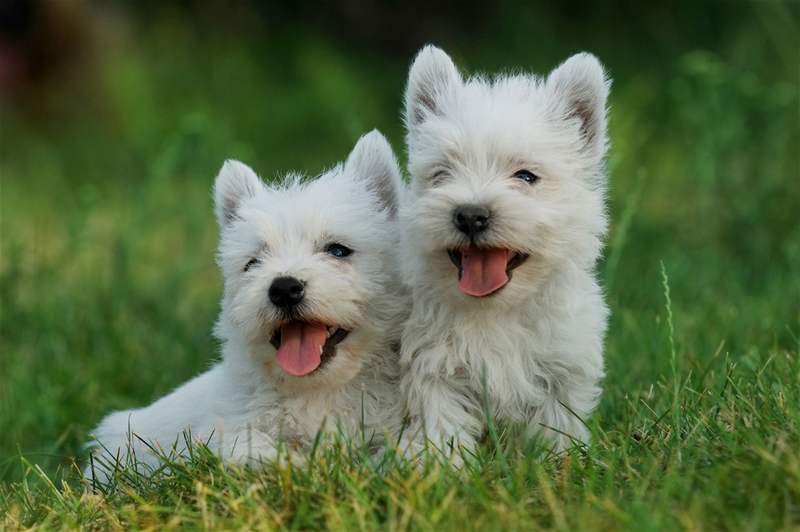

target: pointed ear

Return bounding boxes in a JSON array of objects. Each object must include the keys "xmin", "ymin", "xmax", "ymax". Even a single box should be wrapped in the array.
[
  {"xmin": 404, "ymin": 45, "xmax": 461, "ymax": 128},
  {"xmin": 345, "ymin": 130, "xmax": 403, "ymax": 217},
  {"xmin": 214, "ymin": 160, "xmax": 262, "ymax": 226},
  {"xmin": 546, "ymin": 52, "xmax": 611, "ymax": 159}
]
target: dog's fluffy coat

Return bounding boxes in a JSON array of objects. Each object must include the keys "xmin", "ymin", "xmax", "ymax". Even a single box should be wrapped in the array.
[
  {"xmin": 86, "ymin": 131, "xmax": 407, "ymax": 479},
  {"xmin": 398, "ymin": 46, "xmax": 611, "ymax": 456}
]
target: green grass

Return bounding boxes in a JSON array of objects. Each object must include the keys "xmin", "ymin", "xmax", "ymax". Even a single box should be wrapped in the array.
[{"xmin": 1, "ymin": 2, "xmax": 799, "ymax": 529}]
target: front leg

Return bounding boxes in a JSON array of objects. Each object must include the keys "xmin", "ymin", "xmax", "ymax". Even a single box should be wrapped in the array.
[
  {"xmin": 218, "ymin": 427, "xmax": 280, "ymax": 466},
  {"xmin": 400, "ymin": 358, "xmax": 483, "ymax": 465},
  {"xmin": 527, "ymin": 374, "xmax": 600, "ymax": 451}
]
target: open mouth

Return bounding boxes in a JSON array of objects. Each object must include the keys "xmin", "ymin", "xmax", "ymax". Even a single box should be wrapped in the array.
[
  {"xmin": 448, "ymin": 245, "xmax": 529, "ymax": 297},
  {"xmin": 269, "ymin": 322, "xmax": 350, "ymax": 376}
]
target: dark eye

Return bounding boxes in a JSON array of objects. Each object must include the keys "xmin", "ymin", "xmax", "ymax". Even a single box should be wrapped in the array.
[
  {"xmin": 244, "ymin": 258, "xmax": 260, "ymax": 272},
  {"xmin": 325, "ymin": 243, "xmax": 353, "ymax": 258},
  {"xmin": 430, "ymin": 169, "xmax": 449, "ymax": 186},
  {"xmin": 513, "ymin": 169, "xmax": 539, "ymax": 184}
]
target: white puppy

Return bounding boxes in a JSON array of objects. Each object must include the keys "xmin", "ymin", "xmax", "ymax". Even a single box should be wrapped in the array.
[
  {"xmin": 398, "ymin": 46, "xmax": 611, "ymax": 458},
  {"xmin": 86, "ymin": 131, "xmax": 407, "ymax": 481}
]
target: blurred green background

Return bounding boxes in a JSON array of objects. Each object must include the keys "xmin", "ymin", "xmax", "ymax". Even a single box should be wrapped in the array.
[{"xmin": 0, "ymin": 0, "xmax": 798, "ymax": 483}]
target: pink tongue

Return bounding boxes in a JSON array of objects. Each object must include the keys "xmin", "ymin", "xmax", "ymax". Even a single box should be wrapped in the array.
[
  {"xmin": 458, "ymin": 246, "xmax": 510, "ymax": 296},
  {"xmin": 275, "ymin": 322, "xmax": 328, "ymax": 376}
]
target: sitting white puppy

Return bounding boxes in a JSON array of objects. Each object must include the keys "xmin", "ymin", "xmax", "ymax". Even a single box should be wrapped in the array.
[
  {"xmin": 86, "ymin": 131, "xmax": 406, "ymax": 480},
  {"xmin": 398, "ymin": 46, "xmax": 611, "ymax": 458}
]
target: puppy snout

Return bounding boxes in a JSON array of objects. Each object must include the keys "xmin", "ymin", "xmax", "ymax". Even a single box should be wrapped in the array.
[
  {"xmin": 453, "ymin": 205, "xmax": 491, "ymax": 237},
  {"xmin": 268, "ymin": 276, "xmax": 305, "ymax": 308}
]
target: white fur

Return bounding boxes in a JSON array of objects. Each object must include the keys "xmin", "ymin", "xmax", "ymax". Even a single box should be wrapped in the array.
[
  {"xmin": 86, "ymin": 131, "xmax": 408, "ymax": 481},
  {"xmin": 398, "ymin": 46, "xmax": 611, "ymax": 458}
]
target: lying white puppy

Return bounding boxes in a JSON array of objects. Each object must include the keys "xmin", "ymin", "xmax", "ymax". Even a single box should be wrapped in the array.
[{"xmin": 86, "ymin": 131, "xmax": 407, "ymax": 480}]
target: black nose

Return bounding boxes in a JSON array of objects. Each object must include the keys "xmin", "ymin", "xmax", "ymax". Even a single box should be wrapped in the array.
[
  {"xmin": 453, "ymin": 205, "xmax": 491, "ymax": 237},
  {"xmin": 268, "ymin": 276, "xmax": 305, "ymax": 308}
]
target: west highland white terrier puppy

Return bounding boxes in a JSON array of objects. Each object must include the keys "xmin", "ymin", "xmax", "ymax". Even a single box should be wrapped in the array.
[
  {"xmin": 398, "ymin": 46, "xmax": 611, "ymax": 459},
  {"xmin": 86, "ymin": 131, "xmax": 407, "ymax": 481}
]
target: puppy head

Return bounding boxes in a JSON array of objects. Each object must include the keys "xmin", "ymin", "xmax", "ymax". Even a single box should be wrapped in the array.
[
  {"xmin": 402, "ymin": 45, "xmax": 610, "ymax": 304},
  {"xmin": 214, "ymin": 131, "xmax": 403, "ymax": 392}
]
